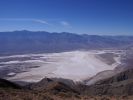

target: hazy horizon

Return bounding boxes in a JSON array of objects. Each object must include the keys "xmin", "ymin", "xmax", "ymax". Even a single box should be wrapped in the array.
[{"xmin": 0, "ymin": 30, "xmax": 133, "ymax": 36}]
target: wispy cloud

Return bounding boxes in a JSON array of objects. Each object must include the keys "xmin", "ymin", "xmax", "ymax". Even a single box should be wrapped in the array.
[
  {"xmin": 60, "ymin": 21, "xmax": 72, "ymax": 29},
  {"xmin": 0, "ymin": 18, "xmax": 50, "ymax": 25},
  {"xmin": 0, "ymin": 18, "xmax": 72, "ymax": 29},
  {"xmin": 33, "ymin": 19, "xmax": 48, "ymax": 24},
  {"xmin": 60, "ymin": 21, "xmax": 70, "ymax": 26}
]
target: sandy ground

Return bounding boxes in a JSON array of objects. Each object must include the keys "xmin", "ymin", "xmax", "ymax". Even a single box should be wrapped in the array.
[{"xmin": 0, "ymin": 50, "xmax": 123, "ymax": 82}]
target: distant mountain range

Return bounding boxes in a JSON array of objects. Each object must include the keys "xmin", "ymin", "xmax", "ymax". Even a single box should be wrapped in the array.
[{"xmin": 0, "ymin": 30, "xmax": 133, "ymax": 55}]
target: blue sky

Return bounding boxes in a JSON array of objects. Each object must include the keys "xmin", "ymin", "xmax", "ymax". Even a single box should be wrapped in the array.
[{"xmin": 0, "ymin": 0, "xmax": 133, "ymax": 35}]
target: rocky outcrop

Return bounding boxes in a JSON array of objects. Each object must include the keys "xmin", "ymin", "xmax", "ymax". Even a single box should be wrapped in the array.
[
  {"xmin": 84, "ymin": 68, "xmax": 133, "ymax": 96},
  {"xmin": 0, "ymin": 78, "xmax": 21, "ymax": 89},
  {"xmin": 28, "ymin": 78, "xmax": 79, "ymax": 95}
]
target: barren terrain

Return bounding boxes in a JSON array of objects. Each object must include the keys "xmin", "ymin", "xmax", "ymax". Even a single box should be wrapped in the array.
[{"xmin": 0, "ymin": 50, "xmax": 124, "ymax": 83}]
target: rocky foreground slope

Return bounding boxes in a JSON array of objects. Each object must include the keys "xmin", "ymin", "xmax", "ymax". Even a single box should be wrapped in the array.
[
  {"xmin": 1, "ymin": 68, "xmax": 133, "ymax": 100},
  {"xmin": 82, "ymin": 68, "xmax": 133, "ymax": 96}
]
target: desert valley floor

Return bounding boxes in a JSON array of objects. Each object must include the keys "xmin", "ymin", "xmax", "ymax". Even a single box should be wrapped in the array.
[{"xmin": 0, "ymin": 50, "xmax": 124, "ymax": 83}]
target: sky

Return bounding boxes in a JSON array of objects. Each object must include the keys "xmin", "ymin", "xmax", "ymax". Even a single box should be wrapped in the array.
[{"xmin": 0, "ymin": 0, "xmax": 133, "ymax": 35}]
